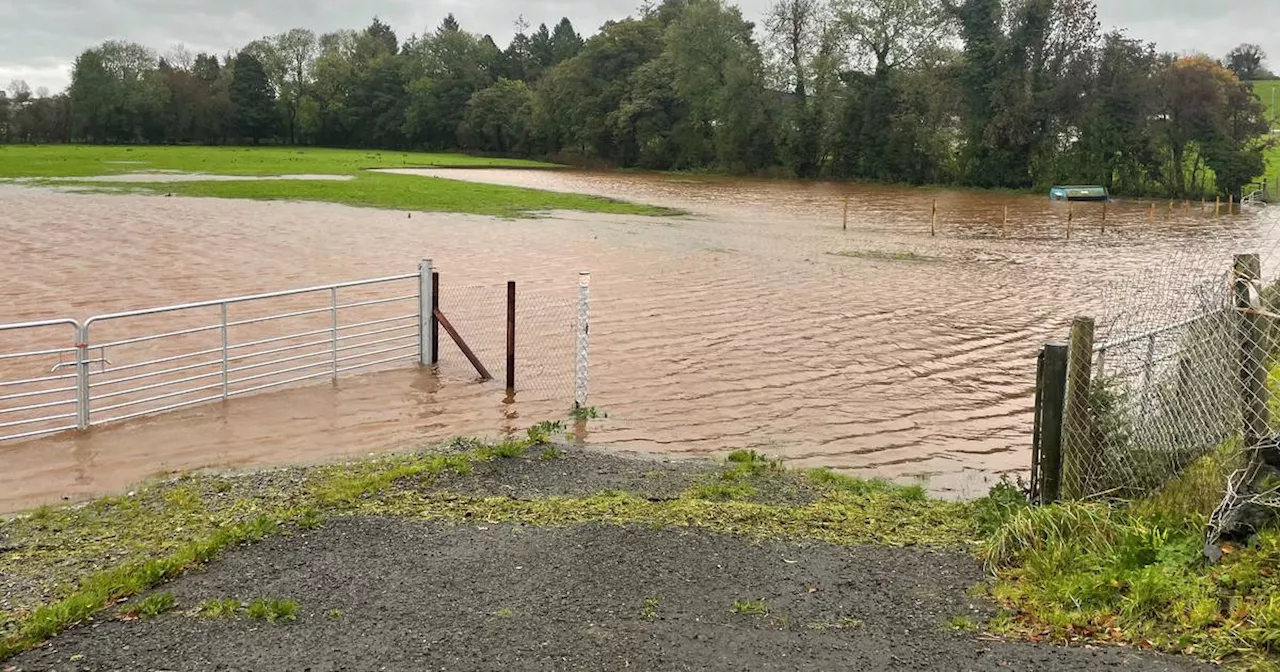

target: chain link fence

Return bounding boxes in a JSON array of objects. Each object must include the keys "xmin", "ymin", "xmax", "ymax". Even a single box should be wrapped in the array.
[
  {"xmin": 1035, "ymin": 250, "xmax": 1279, "ymax": 509},
  {"xmin": 435, "ymin": 279, "xmax": 581, "ymax": 405}
]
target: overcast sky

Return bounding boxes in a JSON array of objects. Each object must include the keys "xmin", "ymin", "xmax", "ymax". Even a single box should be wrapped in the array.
[{"xmin": 1, "ymin": 0, "xmax": 1276, "ymax": 94}]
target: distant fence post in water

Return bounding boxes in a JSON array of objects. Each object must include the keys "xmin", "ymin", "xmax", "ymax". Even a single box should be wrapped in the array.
[
  {"xmin": 931, "ymin": 198, "xmax": 937, "ymax": 237},
  {"xmin": 575, "ymin": 272, "xmax": 591, "ymax": 409},
  {"xmin": 418, "ymin": 259, "xmax": 435, "ymax": 367},
  {"xmin": 842, "ymin": 195, "xmax": 849, "ymax": 232}
]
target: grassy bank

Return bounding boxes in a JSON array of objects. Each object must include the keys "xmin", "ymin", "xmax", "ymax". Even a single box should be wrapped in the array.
[
  {"xmin": 2, "ymin": 427, "xmax": 1278, "ymax": 669},
  {"xmin": 0, "ymin": 145, "xmax": 677, "ymax": 217}
]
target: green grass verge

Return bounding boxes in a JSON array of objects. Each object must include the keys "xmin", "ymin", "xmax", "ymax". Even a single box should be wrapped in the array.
[{"xmin": 0, "ymin": 145, "xmax": 678, "ymax": 217}]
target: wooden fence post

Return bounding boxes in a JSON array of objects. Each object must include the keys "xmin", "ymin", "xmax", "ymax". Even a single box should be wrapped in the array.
[
  {"xmin": 1061, "ymin": 316, "xmax": 1096, "ymax": 500},
  {"xmin": 842, "ymin": 195, "xmax": 850, "ymax": 231},
  {"xmin": 931, "ymin": 198, "xmax": 937, "ymax": 237},
  {"xmin": 1036, "ymin": 343, "xmax": 1069, "ymax": 503},
  {"xmin": 1235, "ymin": 254, "xmax": 1269, "ymax": 449}
]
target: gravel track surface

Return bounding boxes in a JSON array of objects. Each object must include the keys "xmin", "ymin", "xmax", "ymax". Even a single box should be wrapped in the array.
[{"xmin": 10, "ymin": 515, "xmax": 1210, "ymax": 672}]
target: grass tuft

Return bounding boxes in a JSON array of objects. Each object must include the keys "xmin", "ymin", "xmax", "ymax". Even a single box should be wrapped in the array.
[
  {"xmin": 640, "ymin": 597, "xmax": 660, "ymax": 621},
  {"xmin": 731, "ymin": 599, "xmax": 769, "ymax": 616},
  {"xmin": 197, "ymin": 598, "xmax": 241, "ymax": 619},
  {"xmin": 245, "ymin": 598, "xmax": 299, "ymax": 623},
  {"xmin": 120, "ymin": 593, "xmax": 175, "ymax": 620}
]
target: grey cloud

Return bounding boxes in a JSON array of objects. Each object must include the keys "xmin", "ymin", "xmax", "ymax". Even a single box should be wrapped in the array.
[{"xmin": 1, "ymin": 0, "xmax": 1277, "ymax": 92}]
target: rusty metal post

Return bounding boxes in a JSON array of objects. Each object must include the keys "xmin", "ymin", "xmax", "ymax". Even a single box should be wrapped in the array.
[
  {"xmin": 431, "ymin": 271, "xmax": 440, "ymax": 365},
  {"xmin": 506, "ymin": 281, "xmax": 516, "ymax": 393}
]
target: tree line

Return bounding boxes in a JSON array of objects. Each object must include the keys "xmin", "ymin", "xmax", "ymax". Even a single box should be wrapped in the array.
[{"xmin": 1, "ymin": 0, "xmax": 1275, "ymax": 197}]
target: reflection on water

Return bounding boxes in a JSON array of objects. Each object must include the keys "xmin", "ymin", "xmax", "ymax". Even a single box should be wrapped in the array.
[{"xmin": 0, "ymin": 174, "xmax": 1276, "ymax": 511}]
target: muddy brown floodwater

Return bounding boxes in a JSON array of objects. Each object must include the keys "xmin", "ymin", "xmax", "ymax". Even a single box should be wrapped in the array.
[{"xmin": 1, "ymin": 172, "xmax": 1277, "ymax": 511}]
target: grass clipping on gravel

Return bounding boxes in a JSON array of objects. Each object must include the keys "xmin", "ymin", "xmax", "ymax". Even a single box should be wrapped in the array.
[{"xmin": 0, "ymin": 426, "xmax": 966, "ymax": 661}]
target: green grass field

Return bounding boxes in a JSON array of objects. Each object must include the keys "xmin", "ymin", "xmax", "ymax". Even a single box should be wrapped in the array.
[
  {"xmin": 0, "ymin": 145, "xmax": 676, "ymax": 217},
  {"xmin": 1249, "ymin": 81, "xmax": 1280, "ymax": 192}
]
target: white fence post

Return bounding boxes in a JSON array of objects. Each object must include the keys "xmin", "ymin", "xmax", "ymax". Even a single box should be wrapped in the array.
[
  {"xmin": 575, "ymin": 271, "xmax": 590, "ymax": 409},
  {"xmin": 75, "ymin": 324, "xmax": 90, "ymax": 430},
  {"xmin": 419, "ymin": 259, "xmax": 434, "ymax": 367}
]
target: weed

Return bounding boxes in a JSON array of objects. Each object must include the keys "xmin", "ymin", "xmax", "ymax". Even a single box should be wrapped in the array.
[
  {"xmin": 948, "ymin": 614, "xmax": 978, "ymax": 631},
  {"xmin": 495, "ymin": 608, "xmax": 514, "ymax": 618},
  {"xmin": 245, "ymin": 598, "xmax": 299, "ymax": 623},
  {"xmin": 526, "ymin": 420, "xmax": 565, "ymax": 445},
  {"xmin": 197, "ymin": 598, "xmax": 241, "ymax": 619},
  {"xmin": 640, "ymin": 597, "xmax": 660, "ymax": 621},
  {"xmin": 972, "ymin": 476, "xmax": 1029, "ymax": 535},
  {"xmin": 731, "ymin": 599, "xmax": 768, "ymax": 616},
  {"xmin": 326, "ymin": 609, "xmax": 343, "ymax": 621},
  {"xmin": 120, "ymin": 592, "xmax": 176, "ymax": 620},
  {"xmin": 481, "ymin": 440, "xmax": 529, "ymax": 460},
  {"xmin": 806, "ymin": 468, "xmax": 896, "ymax": 496},
  {"xmin": 724, "ymin": 450, "xmax": 783, "ymax": 479},
  {"xmin": 297, "ymin": 508, "xmax": 325, "ymax": 530},
  {"xmin": 775, "ymin": 613, "xmax": 792, "ymax": 628},
  {"xmin": 540, "ymin": 446, "xmax": 564, "ymax": 461},
  {"xmin": 571, "ymin": 405, "xmax": 605, "ymax": 422},
  {"xmin": 686, "ymin": 482, "xmax": 758, "ymax": 502}
]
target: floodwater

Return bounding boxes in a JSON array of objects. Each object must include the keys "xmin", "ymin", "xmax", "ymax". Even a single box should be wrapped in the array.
[{"xmin": 0, "ymin": 172, "xmax": 1277, "ymax": 512}]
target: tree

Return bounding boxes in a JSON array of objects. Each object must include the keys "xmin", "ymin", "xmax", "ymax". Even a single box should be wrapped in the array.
[
  {"xmin": 765, "ymin": 0, "xmax": 828, "ymax": 176},
  {"xmin": 835, "ymin": 0, "xmax": 949, "ymax": 74},
  {"xmin": 460, "ymin": 78, "xmax": 534, "ymax": 153},
  {"xmin": 1226, "ymin": 44, "xmax": 1268, "ymax": 81},
  {"xmin": 230, "ymin": 51, "xmax": 276, "ymax": 143},
  {"xmin": 664, "ymin": 0, "xmax": 774, "ymax": 171},
  {"xmin": 274, "ymin": 29, "xmax": 318, "ymax": 144},
  {"xmin": 549, "ymin": 18, "xmax": 585, "ymax": 64},
  {"xmin": 402, "ymin": 16, "xmax": 498, "ymax": 149}
]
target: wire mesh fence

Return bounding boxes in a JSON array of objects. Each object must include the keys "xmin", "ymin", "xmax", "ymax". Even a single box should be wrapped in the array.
[
  {"xmin": 1040, "ymin": 251, "xmax": 1280, "ymax": 510},
  {"xmin": 435, "ymin": 280, "xmax": 578, "ymax": 404}
]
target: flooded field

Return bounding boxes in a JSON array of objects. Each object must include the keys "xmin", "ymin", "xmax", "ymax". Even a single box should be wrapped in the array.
[{"xmin": 1, "ymin": 172, "xmax": 1276, "ymax": 511}]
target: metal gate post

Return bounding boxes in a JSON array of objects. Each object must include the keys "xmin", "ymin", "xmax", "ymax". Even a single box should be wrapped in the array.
[
  {"xmin": 418, "ymin": 259, "xmax": 434, "ymax": 367},
  {"xmin": 75, "ymin": 323, "xmax": 90, "ymax": 430},
  {"xmin": 575, "ymin": 271, "xmax": 590, "ymax": 409}
]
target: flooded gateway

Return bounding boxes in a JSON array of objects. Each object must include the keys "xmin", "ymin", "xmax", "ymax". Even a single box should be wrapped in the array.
[{"xmin": 0, "ymin": 172, "xmax": 1274, "ymax": 510}]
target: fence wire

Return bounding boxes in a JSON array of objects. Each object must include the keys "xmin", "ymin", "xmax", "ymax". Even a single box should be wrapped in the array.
[
  {"xmin": 1054, "ymin": 216, "xmax": 1280, "ymax": 503},
  {"xmin": 435, "ymin": 281, "xmax": 577, "ymax": 404}
]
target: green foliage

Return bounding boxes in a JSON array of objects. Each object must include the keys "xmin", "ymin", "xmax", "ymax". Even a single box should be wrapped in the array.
[
  {"xmin": 686, "ymin": 482, "xmax": 758, "ymax": 501},
  {"xmin": 981, "ymin": 487, "xmax": 1280, "ymax": 667},
  {"xmin": 120, "ymin": 592, "xmax": 176, "ymax": 620},
  {"xmin": 731, "ymin": 599, "xmax": 768, "ymax": 616},
  {"xmin": 245, "ymin": 598, "xmax": 300, "ymax": 623},
  {"xmin": 639, "ymin": 597, "xmax": 660, "ymax": 621},
  {"xmin": 197, "ymin": 598, "xmax": 241, "ymax": 619},
  {"xmin": 230, "ymin": 51, "xmax": 277, "ymax": 143}
]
